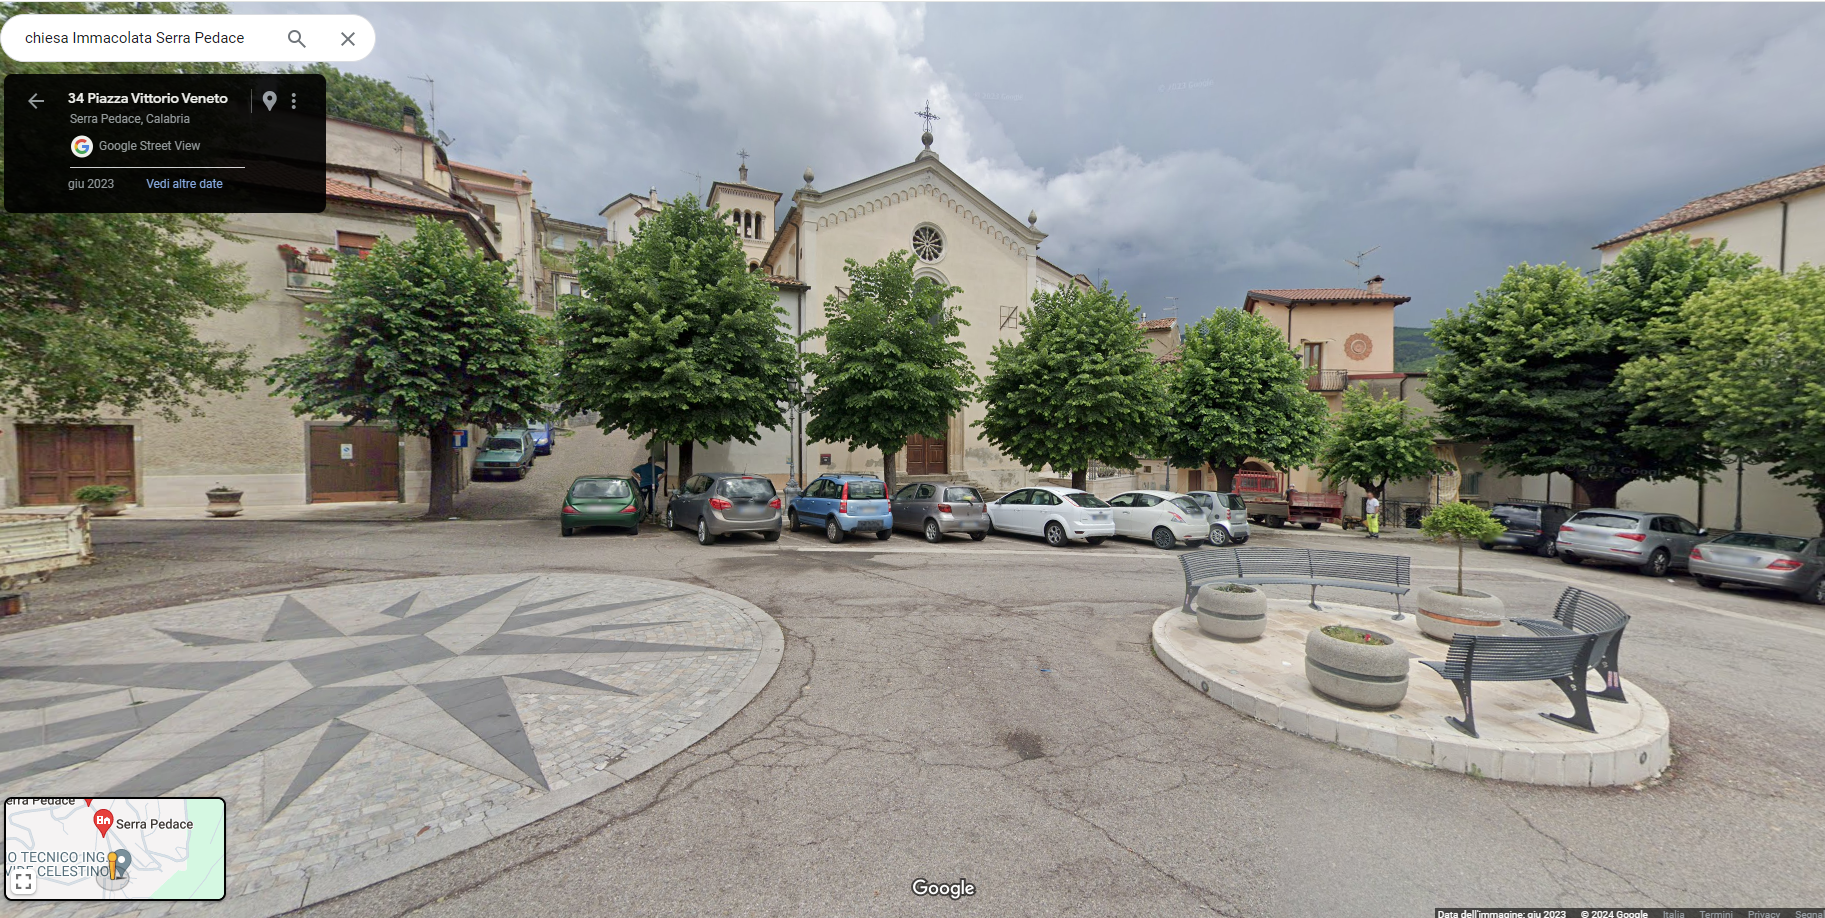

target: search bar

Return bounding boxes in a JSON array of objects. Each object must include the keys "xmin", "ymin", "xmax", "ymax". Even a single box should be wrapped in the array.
[{"xmin": 1, "ymin": 14, "xmax": 374, "ymax": 62}]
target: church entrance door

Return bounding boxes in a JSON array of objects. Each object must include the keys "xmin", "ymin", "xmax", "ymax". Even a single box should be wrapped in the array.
[{"xmin": 906, "ymin": 432, "xmax": 948, "ymax": 476}]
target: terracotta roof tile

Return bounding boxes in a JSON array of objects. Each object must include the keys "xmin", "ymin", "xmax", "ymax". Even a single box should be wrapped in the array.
[
  {"xmin": 1597, "ymin": 162, "xmax": 1825, "ymax": 249},
  {"xmin": 1138, "ymin": 318, "xmax": 1177, "ymax": 330},
  {"xmin": 1246, "ymin": 288, "xmax": 1411, "ymax": 305},
  {"xmin": 326, "ymin": 178, "xmax": 467, "ymax": 215}
]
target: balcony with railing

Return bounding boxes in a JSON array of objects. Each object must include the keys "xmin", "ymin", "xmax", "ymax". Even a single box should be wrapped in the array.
[
  {"xmin": 278, "ymin": 245, "xmax": 337, "ymax": 301},
  {"xmin": 1307, "ymin": 368, "xmax": 1348, "ymax": 392}
]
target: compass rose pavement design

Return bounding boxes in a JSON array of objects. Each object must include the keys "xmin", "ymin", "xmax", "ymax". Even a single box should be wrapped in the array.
[{"xmin": 0, "ymin": 573, "xmax": 780, "ymax": 914}]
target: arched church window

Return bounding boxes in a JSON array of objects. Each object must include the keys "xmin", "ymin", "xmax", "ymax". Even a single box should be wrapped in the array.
[{"xmin": 912, "ymin": 225, "xmax": 943, "ymax": 262}]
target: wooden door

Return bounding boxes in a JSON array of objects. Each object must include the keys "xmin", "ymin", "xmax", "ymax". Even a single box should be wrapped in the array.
[
  {"xmin": 308, "ymin": 425, "xmax": 401, "ymax": 502},
  {"xmin": 1187, "ymin": 470, "xmax": 1204, "ymax": 492},
  {"xmin": 18, "ymin": 425, "xmax": 135, "ymax": 506},
  {"xmin": 905, "ymin": 432, "xmax": 948, "ymax": 476}
]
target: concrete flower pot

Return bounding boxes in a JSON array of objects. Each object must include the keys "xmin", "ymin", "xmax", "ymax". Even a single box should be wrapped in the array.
[
  {"xmin": 83, "ymin": 500, "xmax": 125, "ymax": 518},
  {"xmin": 206, "ymin": 488, "xmax": 244, "ymax": 518},
  {"xmin": 1194, "ymin": 582, "xmax": 1268, "ymax": 641},
  {"xmin": 1305, "ymin": 626, "xmax": 1409, "ymax": 709},
  {"xmin": 1416, "ymin": 587, "xmax": 1506, "ymax": 643}
]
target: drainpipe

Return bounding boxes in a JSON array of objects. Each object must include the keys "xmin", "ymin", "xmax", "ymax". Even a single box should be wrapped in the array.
[
  {"xmin": 1779, "ymin": 200, "xmax": 1790, "ymax": 274},
  {"xmin": 1734, "ymin": 457, "xmax": 1745, "ymax": 531}
]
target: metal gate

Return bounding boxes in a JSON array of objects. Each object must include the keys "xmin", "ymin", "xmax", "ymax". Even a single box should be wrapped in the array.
[{"xmin": 307, "ymin": 425, "xmax": 401, "ymax": 502}]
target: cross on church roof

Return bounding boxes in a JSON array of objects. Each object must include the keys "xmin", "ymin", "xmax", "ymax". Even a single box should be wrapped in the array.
[
  {"xmin": 914, "ymin": 101, "xmax": 940, "ymax": 132},
  {"xmin": 738, "ymin": 148, "xmax": 749, "ymax": 165}
]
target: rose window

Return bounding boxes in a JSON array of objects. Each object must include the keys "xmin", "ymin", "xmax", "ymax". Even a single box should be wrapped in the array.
[{"xmin": 912, "ymin": 226, "xmax": 944, "ymax": 262}]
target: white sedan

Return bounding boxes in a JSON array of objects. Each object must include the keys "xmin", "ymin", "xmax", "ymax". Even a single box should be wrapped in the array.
[
  {"xmin": 1107, "ymin": 490, "xmax": 1212, "ymax": 550},
  {"xmin": 985, "ymin": 485, "xmax": 1117, "ymax": 547}
]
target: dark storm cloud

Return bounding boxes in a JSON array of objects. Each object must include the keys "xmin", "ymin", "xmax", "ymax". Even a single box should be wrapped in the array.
[{"xmin": 264, "ymin": 2, "xmax": 1825, "ymax": 324}]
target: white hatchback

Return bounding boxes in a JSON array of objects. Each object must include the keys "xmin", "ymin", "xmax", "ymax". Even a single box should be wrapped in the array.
[
  {"xmin": 1108, "ymin": 490, "xmax": 1213, "ymax": 549},
  {"xmin": 986, "ymin": 485, "xmax": 1117, "ymax": 547}
]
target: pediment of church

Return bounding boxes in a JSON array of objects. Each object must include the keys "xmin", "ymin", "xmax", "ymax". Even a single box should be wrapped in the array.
[{"xmin": 801, "ymin": 155, "xmax": 1046, "ymax": 260}]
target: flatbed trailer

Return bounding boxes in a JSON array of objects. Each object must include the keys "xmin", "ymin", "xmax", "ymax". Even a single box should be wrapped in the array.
[{"xmin": 1235, "ymin": 471, "xmax": 1345, "ymax": 529}]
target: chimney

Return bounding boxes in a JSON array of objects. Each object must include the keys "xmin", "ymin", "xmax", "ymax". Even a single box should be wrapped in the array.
[
  {"xmin": 1367, "ymin": 275, "xmax": 1385, "ymax": 295},
  {"xmin": 649, "ymin": 186, "xmax": 659, "ymax": 209},
  {"xmin": 402, "ymin": 105, "xmax": 418, "ymax": 135}
]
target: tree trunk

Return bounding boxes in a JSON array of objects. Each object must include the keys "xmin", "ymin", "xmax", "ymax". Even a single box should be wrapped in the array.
[
  {"xmin": 1815, "ymin": 496, "xmax": 1825, "ymax": 538},
  {"xmin": 883, "ymin": 449, "xmax": 898, "ymax": 498},
  {"xmin": 677, "ymin": 441, "xmax": 693, "ymax": 485},
  {"xmin": 1214, "ymin": 464, "xmax": 1238, "ymax": 492},
  {"xmin": 1570, "ymin": 475, "xmax": 1632, "ymax": 510},
  {"xmin": 428, "ymin": 421, "xmax": 455, "ymax": 518},
  {"xmin": 1071, "ymin": 469, "xmax": 1087, "ymax": 491}
]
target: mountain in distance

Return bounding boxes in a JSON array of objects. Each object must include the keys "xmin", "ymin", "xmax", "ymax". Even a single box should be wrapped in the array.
[{"xmin": 1394, "ymin": 326, "xmax": 1442, "ymax": 373}]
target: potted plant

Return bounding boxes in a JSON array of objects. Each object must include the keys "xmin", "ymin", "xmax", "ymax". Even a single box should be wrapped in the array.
[
  {"xmin": 1305, "ymin": 624, "xmax": 1409, "ymax": 708},
  {"xmin": 1416, "ymin": 501, "xmax": 1509, "ymax": 641},
  {"xmin": 1194, "ymin": 582, "xmax": 1268, "ymax": 641},
  {"xmin": 306, "ymin": 246, "xmax": 334, "ymax": 263},
  {"xmin": 72, "ymin": 484, "xmax": 129, "ymax": 517},
  {"xmin": 205, "ymin": 483, "xmax": 244, "ymax": 518}
]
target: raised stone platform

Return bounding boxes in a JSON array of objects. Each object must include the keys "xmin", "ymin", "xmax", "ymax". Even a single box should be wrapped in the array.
[{"xmin": 1153, "ymin": 599, "xmax": 1670, "ymax": 786}]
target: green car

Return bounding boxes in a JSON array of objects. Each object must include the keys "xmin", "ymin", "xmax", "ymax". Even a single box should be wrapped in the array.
[
  {"xmin": 472, "ymin": 429, "xmax": 534, "ymax": 481},
  {"xmin": 561, "ymin": 476, "xmax": 641, "ymax": 536}
]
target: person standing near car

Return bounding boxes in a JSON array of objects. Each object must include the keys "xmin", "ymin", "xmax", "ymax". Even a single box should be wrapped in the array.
[
  {"xmin": 633, "ymin": 459, "xmax": 664, "ymax": 520},
  {"xmin": 1364, "ymin": 494, "xmax": 1381, "ymax": 539}
]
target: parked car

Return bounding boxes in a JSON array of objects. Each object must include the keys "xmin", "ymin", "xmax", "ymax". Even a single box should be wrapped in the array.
[
  {"xmin": 529, "ymin": 422, "xmax": 556, "ymax": 456},
  {"xmin": 1184, "ymin": 490, "xmax": 1251, "ymax": 545},
  {"xmin": 891, "ymin": 482, "xmax": 989, "ymax": 543},
  {"xmin": 1107, "ymin": 490, "xmax": 1211, "ymax": 550},
  {"xmin": 789, "ymin": 474, "xmax": 893, "ymax": 543},
  {"xmin": 1479, "ymin": 501, "xmax": 1573, "ymax": 557},
  {"xmin": 985, "ymin": 485, "xmax": 1116, "ymax": 547},
  {"xmin": 471, "ymin": 428, "xmax": 535, "ymax": 481},
  {"xmin": 560, "ymin": 476, "xmax": 640, "ymax": 536},
  {"xmin": 665, "ymin": 473, "xmax": 783, "ymax": 545},
  {"xmin": 1556, "ymin": 509, "xmax": 1709, "ymax": 576},
  {"xmin": 1688, "ymin": 531, "xmax": 1825, "ymax": 604}
]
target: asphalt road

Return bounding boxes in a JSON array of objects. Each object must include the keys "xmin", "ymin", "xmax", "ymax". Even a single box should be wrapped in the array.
[{"xmin": 13, "ymin": 515, "xmax": 1825, "ymax": 916}]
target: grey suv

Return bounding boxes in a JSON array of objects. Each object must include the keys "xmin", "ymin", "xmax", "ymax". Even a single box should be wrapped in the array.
[
  {"xmin": 666, "ymin": 473, "xmax": 783, "ymax": 545},
  {"xmin": 1556, "ymin": 509, "xmax": 1709, "ymax": 577}
]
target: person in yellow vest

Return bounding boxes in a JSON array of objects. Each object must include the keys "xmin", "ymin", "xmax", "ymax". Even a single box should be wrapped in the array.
[{"xmin": 1364, "ymin": 494, "xmax": 1381, "ymax": 539}]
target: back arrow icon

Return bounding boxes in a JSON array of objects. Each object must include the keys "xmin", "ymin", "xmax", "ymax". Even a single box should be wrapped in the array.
[{"xmin": 28, "ymin": 94, "xmax": 43, "ymax": 109}]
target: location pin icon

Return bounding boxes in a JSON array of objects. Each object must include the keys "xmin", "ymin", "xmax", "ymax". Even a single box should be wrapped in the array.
[
  {"xmin": 94, "ymin": 808, "xmax": 113, "ymax": 838},
  {"xmin": 262, "ymin": 91, "xmax": 277, "ymax": 112}
]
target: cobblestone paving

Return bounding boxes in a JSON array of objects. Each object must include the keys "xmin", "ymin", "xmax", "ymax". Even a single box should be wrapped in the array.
[{"xmin": 0, "ymin": 574, "xmax": 774, "ymax": 916}]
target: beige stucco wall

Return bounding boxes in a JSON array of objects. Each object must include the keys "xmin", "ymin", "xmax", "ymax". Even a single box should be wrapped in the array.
[
  {"xmin": 1598, "ymin": 185, "xmax": 1825, "ymax": 272},
  {"xmin": 325, "ymin": 121, "xmax": 434, "ymax": 184},
  {"xmin": 1246, "ymin": 299, "xmax": 1398, "ymax": 375}
]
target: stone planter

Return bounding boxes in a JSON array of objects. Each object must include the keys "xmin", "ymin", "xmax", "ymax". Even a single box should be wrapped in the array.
[
  {"xmin": 1416, "ymin": 587, "xmax": 1506, "ymax": 643},
  {"xmin": 206, "ymin": 488, "xmax": 244, "ymax": 518},
  {"xmin": 1304, "ymin": 626, "xmax": 1409, "ymax": 709},
  {"xmin": 83, "ymin": 500, "xmax": 125, "ymax": 518},
  {"xmin": 1194, "ymin": 582, "xmax": 1267, "ymax": 641}
]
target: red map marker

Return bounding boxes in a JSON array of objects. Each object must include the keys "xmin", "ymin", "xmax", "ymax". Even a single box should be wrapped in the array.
[
  {"xmin": 93, "ymin": 808, "xmax": 112, "ymax": 838},
  {"xmin": 85, "ymin": 799, "xmax": 92, "ymax": 807}
]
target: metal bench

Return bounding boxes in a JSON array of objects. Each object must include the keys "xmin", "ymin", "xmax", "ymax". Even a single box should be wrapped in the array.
[
  {"xmin": 1420, "ymin": 629, "xmax": 1618, "ymax": 738},
  {"xmin": 1179, "ymin": 547, "xmax": 1412, "ymax": 618},
  {"xmin": 1510, "ymin": 587, "xmax": 1631, "ymax": 703}
]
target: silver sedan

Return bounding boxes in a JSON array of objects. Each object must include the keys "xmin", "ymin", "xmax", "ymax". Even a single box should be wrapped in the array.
[{"xmin": 1689, "ymin": 531, "xmax": 1825, "ymax": 603}]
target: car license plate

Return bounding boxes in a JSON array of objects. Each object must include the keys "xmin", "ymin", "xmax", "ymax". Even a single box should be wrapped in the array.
[
  {"xmin": 1094, "ymin": 513, "xmax": 1108, "ymax": 520},
  {"xmin": 854, "ymin": 520, "xmax": 882, "ymax": 531}
]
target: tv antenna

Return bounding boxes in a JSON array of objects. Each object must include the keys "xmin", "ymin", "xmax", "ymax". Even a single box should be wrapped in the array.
[
  {"xmin": 1163, "ymin": 296, "xmax": 1180, "ymax": 321},
  {"xmin": 407, "ymin": 75, "xmax": 446, "ymax": 144},
  {"xmin": 1344, "ymin": 245, "xmax": 1380, "ymax": 273},
  {"xmin": 680, "ymin": 169, "xmax": 702, "ymax": 197}
]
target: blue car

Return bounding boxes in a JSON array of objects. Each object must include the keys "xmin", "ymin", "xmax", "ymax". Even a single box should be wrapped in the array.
[
  {"xmin": 529, "ymin": 422, "xmax": 555, "ymax": 456},
  {"xmin": 789, "ymin": 474, "xmax": 893, "ymax": 543}
]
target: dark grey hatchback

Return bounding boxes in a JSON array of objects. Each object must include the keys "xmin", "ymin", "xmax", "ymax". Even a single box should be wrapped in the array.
[
  {"xmin": 665, "ymin": 473, "xmax": 783, "ymax": 545},
  {"xmin": 1479, "ymin": 501, "xmax": 1573, "ymax": 557}
]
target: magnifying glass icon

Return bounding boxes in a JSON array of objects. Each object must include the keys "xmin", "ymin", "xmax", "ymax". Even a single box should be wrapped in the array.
[{"xmin": 288, "ymin": 29, "xmax": 306, "ymax": 48}]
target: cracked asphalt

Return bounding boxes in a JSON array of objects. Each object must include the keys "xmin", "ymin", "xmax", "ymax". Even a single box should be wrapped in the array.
[{"xmin": 11, "ymin": 476, "xmax": 1825, "ymax": 915}]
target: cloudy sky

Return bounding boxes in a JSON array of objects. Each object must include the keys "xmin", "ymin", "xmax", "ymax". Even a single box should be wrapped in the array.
[{"xmin": 268, "ymin": 2, "xmax": 1825, "ymax": 325}]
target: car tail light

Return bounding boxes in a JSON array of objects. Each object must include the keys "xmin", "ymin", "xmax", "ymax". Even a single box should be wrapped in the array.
[
  {"xmin": 938, "ymin": 503, "xmax": 952, "ymax": 513},
  {"xmin": 1168, "ymin": 511, "xmax": 1185, "ymax": 522},
  {"xmin": 562, "ymin": 504, "xmax": 579, "ymax": 515},
  {"xmin": 1560, "ymin": 525, "xmax": 1574, "ymax": 533},
  {"xmin": 1690, "ymin": 548, "xmax": 1703, "ymax": 560},
  {"xmin": 839, "ymin": 500, "xmax": 848, "ymax": 513},
  {"xmin": 768, "ymin": 497, "xmax": 782, "ymax": 509},
  {"xmin": 709, "ymin": 496, "xmax": 732, "ymax": 510},
  {"xmin": 620, "ymin": 503, "xmax": 639, "ymax": 513},
  {"xmin": 1616, "ymin": 532, "xmax": 1647, "ymax": 542},
  {"xmin": 1768, "ymin": 559, "xmax": 1804, "ymax": 571}
]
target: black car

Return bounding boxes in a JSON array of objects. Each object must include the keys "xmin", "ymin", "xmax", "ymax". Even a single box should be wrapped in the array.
[{"xmin": 1479, "ymin": 501, "xmax": 1573, "ymax": 557}]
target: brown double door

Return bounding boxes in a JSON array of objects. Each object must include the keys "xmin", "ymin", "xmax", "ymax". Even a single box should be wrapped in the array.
[
  {"xmin": 18, "ymin": 425, "xmax": 136, "ymax": 506},
  {"xmin": 905, "ymin": 432, "xmax": 948, "ymax": 476},
  {"xmin": 308, "ymin": 425, "xmax": 401, "ymax": 502}
]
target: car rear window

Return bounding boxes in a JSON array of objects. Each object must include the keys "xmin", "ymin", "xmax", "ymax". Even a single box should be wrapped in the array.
[
  {"xmin": 484, "ymin": 438, "xmax": 522, "ymax": 451},
  {"xmin": 1570, "ymin": 512, "xmax": 1639, "ymax": 530},
  {"xmin": 718, "ymin": 477, "xmax": 777, "ymax": 500},
  {"xmin": 844, "ymin": 480, "xmax": 887, "ymax": 500},
  {"xmin": 945, "ymin": 487, "xmax": 982, "ymax": 503},
  {"xmin": 1493, "ymin": 506, "xmax": 1540, "ymax": 525},
  {"xmin": 1712, "ymin": 532, "xmax": 1810, "ymax": 553},
  {"xmin": 1170, "ymin": 497, "xmax": 1202, "ymax": 514},
  {"xmin": 1222, "ymin": 494, "xmax": 1245, "ymax": 510},
  {"xmin": 571, "ymin": 479, "xmax": 631, "ymax": 499},
  {"xmin": 1065, "ymin": 492, "xmax": 1109, "ymax": 509}
]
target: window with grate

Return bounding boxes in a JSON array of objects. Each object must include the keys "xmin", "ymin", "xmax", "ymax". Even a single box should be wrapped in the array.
[{"xmin": 912, "ymin": 225, "xmax": 943, "ymax": 262}]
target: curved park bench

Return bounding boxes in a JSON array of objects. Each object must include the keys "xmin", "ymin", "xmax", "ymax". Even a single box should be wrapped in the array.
[
  {"xmin": 1420, "ymin": 628, "xmax": 1620, "ymax": 739},
  {"xmin": 1510, "ymin": 587, "xmax": 1631, "ymax": 703},
  {"xmin": 1179, "ymin": 547, "xmax": 1412, "ymax": 618}
]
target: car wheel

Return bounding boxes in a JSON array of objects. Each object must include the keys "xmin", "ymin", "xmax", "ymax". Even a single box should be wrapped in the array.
[
  {"xmin": 1300, "ymin": 522, "xmax": 1320, "ymax": 530},
  {"xmin": 561, "ymin": 526, "xmax": 573, "ymax": 538},
  {"xmin": 924, "ymin": 520, "xmax": 943, "ymax": 543},
  {"xmin": 1641, "ymin": 548, "xmax": 1671, "ymax": 577},
  {"xmin": 697, "ymin": 518, "xmax": 714, "ymax": 546},
  {"xmin": 788, "ymin": 510, "xmax": 801, "ymax": 532},
  {"xmin": 664, "ymin": 508, "xmax": 676, "ymax": 531},
  {"xmin": 1151, "ymin": 526, "xmax": 1177, "ymax": 550},
  {"xmin": 1266, "ymin": 517, "xmax": 1286, "ymax": 529},
  {"xmin": 1560, "ymin": 553, "xmax": 1583, "ymax": 565},
  {"xmin": 1536, "ymin": 541, "xmax": 1559, "ymax": 559},
  {"xmin": 762, "ymin": 529, "xmax": 780, "ymax": 542},
  {"xmin": 969, "ymin": 531, "xmax": 986, "ymax": 541},
  {"xmin": 1694, "ymin": 574, "xmax": 1721, "ymax": 589},
  {"xmin": 1046, "ymin": 522, "xmax": 1067, "ymax": 547},
  {"xmin": 1478, "ymin": 541, "xmax": 1494, "ymax": 551},
  {"xmin": 1085, "ymin": 536, "xmax": 1106, "ymax": 546},
  {"xmin": 826, "ymin": 517, "xmax": 846, "ymax": 544},
  {"xmin": 876, "ymin": 529, "xmax": 892, "ymax": 541},
  {"xmin": 1208, "ymin": 527, "xmax": 1232, "ymax": 547},
  {"xmin": 1806, "ymin": 577, "xmax": 1825, "ymax": 605}
]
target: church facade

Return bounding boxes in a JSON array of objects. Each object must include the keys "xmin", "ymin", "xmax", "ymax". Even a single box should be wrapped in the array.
[{"xmin": 618, "ymin": 135, "xmax": 1092, "ymax": 494}]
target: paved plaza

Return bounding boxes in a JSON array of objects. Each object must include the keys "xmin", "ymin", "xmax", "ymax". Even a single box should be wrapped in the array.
[{"xmin": 4, "ymin": 509, "xmax": 1823, "ymax": 916}]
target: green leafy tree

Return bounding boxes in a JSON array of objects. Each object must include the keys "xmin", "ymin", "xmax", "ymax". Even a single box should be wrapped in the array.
[
  {"xmin": 976, "ymin": 282, "xmax": 1168, "ymax": 490},
  {"xmin": 266, "ymin": 217, "xmax": 548, "ymax": 518},
  {"xmin": 1420, "ymin": 502, "xmax": 1507, "ymax": 595},
  {"xmin": 1316, "ymin": 384, "xmax": 1455, "ymax": 499},
  {"xmin": 802, "ymin": 253, "xmax": 977, "ymax": 496},
  {"xmin": 554, "ymin": 194, "xmax": 796, "ymax": 482},
  {"xmin": 1161, "ymin": 309, "xmax": 1329, "ymax": 488},
  {"xmin": 1620, "ymin": 266, "xmax": 1825, "ymax": 534},
  {"xmin": 286, "ymin": 63, "xmax": 453, "ymax": 145},
  {"xmin": 0, "ymin": 2, "xmax": 256, "ymax": 422}
]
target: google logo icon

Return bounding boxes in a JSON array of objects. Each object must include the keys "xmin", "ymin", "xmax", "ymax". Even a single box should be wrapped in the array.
[{"xmin": 71, "ymin": 135, "xmax": 94, "ymax": 158}]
